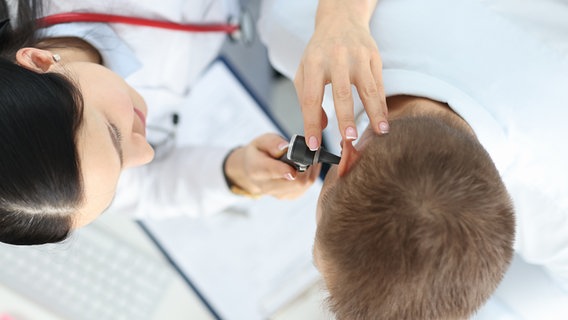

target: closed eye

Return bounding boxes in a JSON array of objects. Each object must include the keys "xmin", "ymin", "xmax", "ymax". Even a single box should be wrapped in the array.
[{"xmin": 107, "ymin": 123, "xmax": 124, "ymax": 167}]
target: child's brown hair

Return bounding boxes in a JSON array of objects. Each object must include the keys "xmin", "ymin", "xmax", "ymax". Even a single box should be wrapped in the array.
[{"xmin": 316, "ymin": 115, "xmax": 515, "ymax": 320}]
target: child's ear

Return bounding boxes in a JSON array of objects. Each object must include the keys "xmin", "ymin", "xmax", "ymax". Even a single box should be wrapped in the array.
[
  {"xmin": 338, "ymin": 140, "xmax": 361, "ymax": 177},
  {"xmin": 16, "ymin": 48, "xmax": 58, "ymax": 73}
]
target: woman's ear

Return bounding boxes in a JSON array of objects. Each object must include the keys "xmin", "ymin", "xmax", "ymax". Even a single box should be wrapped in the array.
[
  {"xmin": 338, "ymin": 140, "xmax": 361, "ymax": 177},
  {"xmin": 16, "ymin": 48, "xmax": 58, "ymax": 72}
]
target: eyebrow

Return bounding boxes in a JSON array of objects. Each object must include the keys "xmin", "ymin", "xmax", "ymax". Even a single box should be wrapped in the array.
[{"xmin": 107, "ymin": 123, "xmax": 124, "ymax": 167}]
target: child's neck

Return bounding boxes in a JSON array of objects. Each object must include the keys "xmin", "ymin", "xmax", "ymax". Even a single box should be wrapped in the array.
[{"xmin": 386, "ymin": 95, "xmax": 475, "ymax": 137}]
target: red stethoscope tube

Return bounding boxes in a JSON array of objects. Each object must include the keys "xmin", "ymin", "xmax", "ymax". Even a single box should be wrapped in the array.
[{"xmin": 37, "ymin": 12, "xmax": 240, "ymax": 34}]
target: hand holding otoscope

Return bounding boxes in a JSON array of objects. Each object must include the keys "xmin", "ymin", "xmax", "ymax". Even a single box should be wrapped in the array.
[
  {"xmin": 223, "ymin": 133, "xmax": 340, "ymax": 199},
  {"xmin": 279, "ymin": 134, "xmax": 341, "ymax": 172},
  {"xmin": 224, "ymin": 133, "xmax": 330, "ymax": 199}
]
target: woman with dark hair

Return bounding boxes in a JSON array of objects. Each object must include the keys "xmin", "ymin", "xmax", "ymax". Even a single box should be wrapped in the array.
[{"xmin": 0, "ymin": 0, "xmax": 319, "ymax": 245}]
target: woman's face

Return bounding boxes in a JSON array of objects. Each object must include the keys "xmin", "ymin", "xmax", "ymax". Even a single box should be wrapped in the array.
[{"xmin": 57, "ymin": 62, "xmax": 154, "ymax": 227}]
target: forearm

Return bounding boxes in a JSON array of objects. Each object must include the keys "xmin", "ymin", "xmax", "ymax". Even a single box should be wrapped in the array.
[{"xmin": 315, "ymin": 0, "xmax": 378, "ymax": 27}]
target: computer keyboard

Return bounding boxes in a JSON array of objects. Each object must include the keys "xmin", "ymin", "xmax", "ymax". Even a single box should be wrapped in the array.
[{"xmin": 0, "ymin": 223, "xmax": 175, "ymax": 320}]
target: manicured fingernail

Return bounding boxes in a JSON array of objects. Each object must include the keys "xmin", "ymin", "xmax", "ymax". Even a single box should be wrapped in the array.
[
  {"xmin": 379, "ymin": 121, "xmax": 390, "ymax": 134},
  {"xmin": 284, "ymin": 173, "xmax": 295, "ymax": 181},
  {"xmin": 308, "ymin": 136, "xmax": 319, "ymax": 151},
  {"xmin": 345, "ymin": 126, "xmax": 358, "ymax": 140},
  {"xmin": 278, "ymin": 142, "xmax": 289, "ymax": 151}
]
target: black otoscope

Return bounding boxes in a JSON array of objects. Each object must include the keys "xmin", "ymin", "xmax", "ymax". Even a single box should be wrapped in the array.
[{"xmin": 280, "ymin": 134, "xmax": 341, "ymax": 172}]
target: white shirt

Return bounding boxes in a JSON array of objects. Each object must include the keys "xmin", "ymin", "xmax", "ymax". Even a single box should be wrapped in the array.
[
  {"xmin": 42, "ymin": 0, "xmax": 246, "ymax": 219},
  {"xmin": 259, "ymin": 0, "xmax": 568, "ymax": 288}
]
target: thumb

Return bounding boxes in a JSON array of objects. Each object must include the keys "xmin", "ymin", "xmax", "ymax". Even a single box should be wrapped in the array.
[{"xmin": 253, "ymin": 133, "xmax": 290, "ymax": 158}]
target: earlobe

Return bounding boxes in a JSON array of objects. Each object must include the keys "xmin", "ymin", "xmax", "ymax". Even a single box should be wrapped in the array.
[
  {"xmin": 15, "ymin": 48, "xmax": 58, "ymax": 73},
  {"xmin": 338, "ymin": 140, "xmax": 361, "ymax": 177}
]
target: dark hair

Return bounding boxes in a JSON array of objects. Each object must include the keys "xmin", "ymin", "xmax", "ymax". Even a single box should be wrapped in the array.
[
  {"xmin": 317, "ymin": 115, "xmax": 515, "ymax": 320},
  {"xmin": 0, "ymin": 0, "xmax": 85, "ymax": 245}
]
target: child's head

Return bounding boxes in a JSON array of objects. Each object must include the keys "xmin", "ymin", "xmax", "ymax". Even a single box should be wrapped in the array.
[{"xmin": 314, "ymin": 112, "xmax": 515, "ymax": 320}]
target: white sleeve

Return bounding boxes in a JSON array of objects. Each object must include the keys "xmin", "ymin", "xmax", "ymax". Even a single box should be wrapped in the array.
[
  {"xmin": 109, "ymin": 146, "xmax": 248, "ymax": 220},
  {"xmin": 258, "ymin": 0, "xmax": 317, "ymax": 80},
  {"xmin": 507, "ymin": 177, "xmax": 568, "ymax": 292}
]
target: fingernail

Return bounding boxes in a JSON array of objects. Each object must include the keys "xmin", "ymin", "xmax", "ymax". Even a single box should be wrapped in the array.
[
  {"xmin": 308, "ymin": 136, "xmax": 319, "ymax": 151},
  {"xmin": 284, "ymin": 173, "xmax": 296, "ymax": 181},
  {"xmin": 379, "ymin": 121, "xmax": 390, "ymax": 134},
  {"xmin": 278, "ymin": 142, "xmax": 289, "ymax": 151},
  {"xmin": 345, "ymin": 126, "xmax": 358, "ymax": 140}
]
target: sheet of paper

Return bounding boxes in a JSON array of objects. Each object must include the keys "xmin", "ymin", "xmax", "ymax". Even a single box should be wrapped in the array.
[{"xmin": 141, "ymin": 59, "xmax": 321, "ymax": 320}]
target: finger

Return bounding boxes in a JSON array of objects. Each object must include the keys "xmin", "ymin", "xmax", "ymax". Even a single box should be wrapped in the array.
[
  {"xmin": 308, "ymin": 163, "xmax": 322, "ymax": 181},
  {"xmin": 248, "ymin": 134, "xmax": 301, "ymax": 180},
  {"xmin": 353, "ymin": 63, "xmax": 385, "ymax": 134},
  {"xmin": 253, "ymin": 155, "xmax": 299, "ymax": 181},
  {"xmin": 264, "ymin": 182, "xmax": 296, "ymax": 199},
  {"xmin": 293, "ymin": 63, "xmax": 304, "ymax": 98},
  {"xmin": 252, "ymin": 133, "xmax": 290, "ymax": 158},
  {"xmin": 264, "ymin": 178, "xmax": 312, "ymax": 200},
  {"xmin": 292, "ymin": 164, "xmax": 321, "ymax": 192},
  {"xmin": 321, "ymin": 111, "xmax": 328, "ymax": 130},
  {"xmin": 367, "ymin": 54, "xmax": 389, "ymax": 134},
  {"xmin": 330, "ymin": 61, "xmax": 357, "ymax": 142},
  {"xmin": 296, "ymin": 60, "xmax": 326, "ymax": 151}
]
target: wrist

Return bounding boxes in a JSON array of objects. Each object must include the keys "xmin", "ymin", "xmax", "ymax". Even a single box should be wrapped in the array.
[
  {"xmin": 222, "ymin": 147, "xmax": 259, "ymax": 198},
  {"xmin": 315, "ymin": 0, "xmax": 377, "ymax": 27}
]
